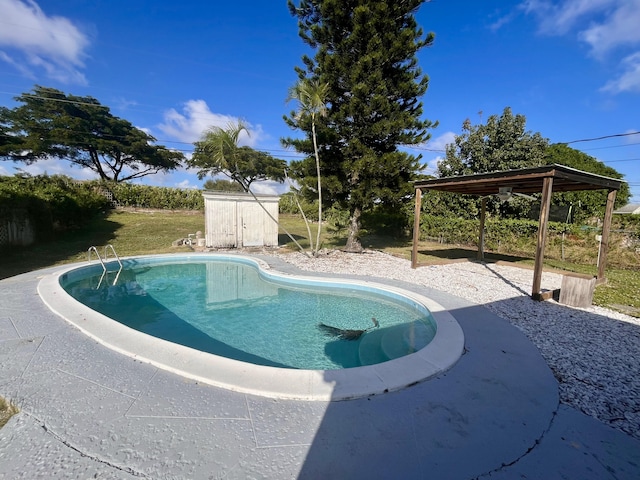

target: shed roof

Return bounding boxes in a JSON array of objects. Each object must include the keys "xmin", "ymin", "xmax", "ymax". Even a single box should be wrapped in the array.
[
  {"xmin": 613, "ymin": 203, "xmax": 640, "ymax": 214},
  {"xmin": 414, "ymin": 164, "xmax": 623, "ymax": 196}
]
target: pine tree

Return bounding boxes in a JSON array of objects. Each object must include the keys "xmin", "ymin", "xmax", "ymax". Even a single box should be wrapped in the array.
[{"xmin": 284, "ymin": 0, "xmax": 436, "ymax": 252}]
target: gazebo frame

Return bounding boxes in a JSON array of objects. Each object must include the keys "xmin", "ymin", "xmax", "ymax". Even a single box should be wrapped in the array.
[{"xmin": 411, "ymin": 164, "xmax": 623, "ymax": 300}]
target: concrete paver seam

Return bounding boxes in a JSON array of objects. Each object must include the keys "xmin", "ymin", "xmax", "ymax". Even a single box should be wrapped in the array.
[
  {"xmin": 245, "ymin": 395, "xmax": 259, "ymax": 449},
  {"xmin": 6, "ymin": 316, "xmax": 21, "ymax": 339},
  {"xmin": 123, "ymin": 369, "xmax": 159, "ymax": 418},
  {"xmin": 18, "ymin": 337, "xmax": 44, "ymax": 379},
  {"xmin": 54, "ymin": 367, "xmax": 139, "ymax": 401}
]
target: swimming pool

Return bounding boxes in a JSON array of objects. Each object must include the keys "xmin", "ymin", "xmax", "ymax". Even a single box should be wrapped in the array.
[{"xmin": 38, "ymin": 254, "xmax": 464, "ymax": 400}]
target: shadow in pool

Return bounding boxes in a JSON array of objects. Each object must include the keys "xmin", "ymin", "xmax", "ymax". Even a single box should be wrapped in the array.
[
  {"xmin": 322, "ymin": 321, "xmax": 434, "ymax": 369},
  {"xmin": 71, "ymin": 280, "xmax": 293, "ymax": 369}
]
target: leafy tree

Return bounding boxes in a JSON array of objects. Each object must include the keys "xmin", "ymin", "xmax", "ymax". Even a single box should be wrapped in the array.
[
  {"xmin": 284, "ymin": 0, "xmax": 436, "ymax": 252},
  {"xmin": 189, "ymin": 122, "xmax": 286, "ymax": 192},
  {"xmin": 433, "ymin": 112, "xmax": 630, "ymax": 221},
  {"xmin": 438, "ymin": 107, "xmax": 548, "ymax": 177},
  {"xmin": 286, "ymin": 78, "xmax": 329, "ymax": 254},
  {"xmin": 434, "ymin": 107, "xmax": 548, "ymax": 218},
  {"xmin": 544, "ymin": 143, "xmax": 630, "ymax": 221},
  {"xmin": 202, "ymin": 178, "xmax": 246, "ymax": 192},
  {"xmin": 0, "ymin": 86, "xmax": 184, "ymax": 182}
]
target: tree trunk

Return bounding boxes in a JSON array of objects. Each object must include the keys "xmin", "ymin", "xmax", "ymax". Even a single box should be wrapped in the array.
[
  {"xmin": 344, "ymin": 207, "xmax": 363, "ymax": 253},
  {"xmin": 312, "ymin": 120, "xmax": 322, "ymax": 256}
]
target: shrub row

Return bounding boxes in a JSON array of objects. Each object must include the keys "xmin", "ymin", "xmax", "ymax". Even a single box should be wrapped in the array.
[
  {"xmin": 103, "ymin": 182, "xmax": 204, "ymax": 210},
  {"xmin": 0, "ymin": 174, "xmax": 111, "ymax": 243}
]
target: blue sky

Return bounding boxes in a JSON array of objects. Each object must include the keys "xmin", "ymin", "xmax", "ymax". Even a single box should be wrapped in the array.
[{"xmin": 1, "ymin": 0, "xmax": 639, "ymax": 202}]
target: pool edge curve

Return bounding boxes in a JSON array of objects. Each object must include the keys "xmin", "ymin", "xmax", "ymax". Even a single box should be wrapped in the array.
[{"xmin": 37, "ymin": 253, "xmax": 465, "ymax": 401}]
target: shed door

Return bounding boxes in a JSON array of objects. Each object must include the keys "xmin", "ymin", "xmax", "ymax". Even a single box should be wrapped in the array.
[
  {"xmin": 207, "ymin": 199, "xmax": 237, "ymax": 247},
  {"xmin": 241, "ymin": 201, "xmax": 264, "ymax": 247}
]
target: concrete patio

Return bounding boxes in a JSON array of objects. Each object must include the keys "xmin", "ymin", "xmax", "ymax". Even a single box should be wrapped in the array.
[{"xmin": 1, "ymin": 258, "xmax": 638, "ymax": 479}]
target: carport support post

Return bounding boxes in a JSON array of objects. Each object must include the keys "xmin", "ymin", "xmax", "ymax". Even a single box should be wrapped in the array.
[
  {"xmin": 532, "ymin": 176, "xmax": 554, "ymax": 300},
  {"xmin": 411, "ymin": 187, "xmax": 422, "ymax": 269},
  {"xmin": 597, "ymin": 188, "xmax": 617, "ymax": 284},
  {"xmin": 478, "ymin": 197, "xmax": 486, "ymax": 261}
]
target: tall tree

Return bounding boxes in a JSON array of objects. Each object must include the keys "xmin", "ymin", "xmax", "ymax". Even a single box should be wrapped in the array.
[
  {"xmin": 438, "ymin": 107, "xmax": 549, "ymax": 177},
  {"xmin": 286, "ymin": 78, "xmax": 329, "ymax": 255},
  {"xmin": 0, "ymin": 86, "xmax": 184, "ymax": 182},
  {"xmin": 545, "ymin": 143, "xmax": 630, "ymax": 221},
  {"xmin": 434, "ymin": 107, "xmax": 549, "ymax": 218},
  {"xmin": 189, "ymin": 122, "xmax": 286, "ymax": 192},
  {"xmin": 284, "ymin": 0, "xmax": 436, "ymax": 252}
]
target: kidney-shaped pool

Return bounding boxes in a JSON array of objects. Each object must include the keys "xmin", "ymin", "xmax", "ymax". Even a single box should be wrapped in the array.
[{"xmin": 38, "ymin": 254, "xmax": 464, "ymax": 400}]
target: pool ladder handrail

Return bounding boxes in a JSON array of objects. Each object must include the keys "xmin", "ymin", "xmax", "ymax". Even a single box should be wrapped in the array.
[{"xmin": 87, "ymin": 245, "xmax": 123, "ymax": 288}]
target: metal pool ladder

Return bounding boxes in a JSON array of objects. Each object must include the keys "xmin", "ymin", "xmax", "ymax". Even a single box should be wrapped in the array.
[{"xmin": 87, "ymin": 245, "xmax": 123, "ymax": 288}]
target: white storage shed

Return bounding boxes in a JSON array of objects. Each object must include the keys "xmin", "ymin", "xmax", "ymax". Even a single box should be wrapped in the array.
[{"xmin": 202, "ymin": 191, "xmax": 280, "ymax": 248}]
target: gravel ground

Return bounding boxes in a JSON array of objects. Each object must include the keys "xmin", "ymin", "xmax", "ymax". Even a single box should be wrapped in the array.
[{"xmin": 270, "ymin": 249, "xmax": 640, "ymax": 440}]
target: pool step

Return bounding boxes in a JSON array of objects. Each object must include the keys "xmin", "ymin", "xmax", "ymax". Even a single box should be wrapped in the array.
[
  {"xmin": 358, "ymin": 321, "xmax": 437, "ymax": 366},
  {"xmin": 380, "ymin": 321, "xmax": 434, "ymax": 360},
  {"xmin": 358, "ymin": 328, "xmax": 389, "ymax": 366}
]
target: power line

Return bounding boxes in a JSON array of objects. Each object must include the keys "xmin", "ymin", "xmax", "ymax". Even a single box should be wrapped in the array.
[
  {"xmin": 604, "ymin": 158, "xmax": 640, "ymax": 163},
  {"xmin": 0, "ymin": 129, "xmax": 305, "ymax": 159},
  {"xmin": 582, "ymin": 141, "xmax": 640, "ymax": 151},
  {"xmin": 565, "ymin": 131, "xmax": 640, "ymax": 144}
]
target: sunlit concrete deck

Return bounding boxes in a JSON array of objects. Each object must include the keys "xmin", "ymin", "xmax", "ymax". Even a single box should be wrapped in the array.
[{"xmin": 1, "ymin": 256, "xmax": 638, "ymax": 479}]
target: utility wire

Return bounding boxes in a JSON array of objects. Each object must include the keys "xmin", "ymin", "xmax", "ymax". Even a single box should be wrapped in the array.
[{"xmin": 564, "ymin": 131, "xmax": 640, "ymax": 144}]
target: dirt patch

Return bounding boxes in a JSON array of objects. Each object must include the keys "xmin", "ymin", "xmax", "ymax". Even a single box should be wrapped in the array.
[
  {"xmin": 0, "ymin": 397, "xmax": 19, "ymax": 429},
  {"xmin": 609, "ymin": 304, "xmax": 640, "ymax": 317}
]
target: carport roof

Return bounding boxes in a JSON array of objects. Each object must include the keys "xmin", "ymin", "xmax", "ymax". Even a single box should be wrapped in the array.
[{"xmin": 413, "ymin": 164, "xmax": 623, "ymax": 195}]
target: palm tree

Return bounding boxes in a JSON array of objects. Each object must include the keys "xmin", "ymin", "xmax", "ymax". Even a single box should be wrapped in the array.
[
  {"xmin": 191, "ymin": 121, "xmax": 249, "ymax": 189},
  {"xmin": 286, "ymin": 78, "xmax": 329, "ymax": 256}
]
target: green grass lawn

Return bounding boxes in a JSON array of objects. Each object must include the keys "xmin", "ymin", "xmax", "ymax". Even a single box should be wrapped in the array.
[{"xmin": 1, "ymin": 209, "xmax": 638, "ymax": 316}]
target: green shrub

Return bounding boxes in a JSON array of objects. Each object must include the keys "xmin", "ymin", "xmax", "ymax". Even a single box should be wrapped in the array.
[
  {"xmin": 0, "ymin": 174, "xmax": 111, "ymax": 243},
  {"xmin": 278, "ymin": 192, "xmax": 318, "ymax": 221},
  {"xmin": 102, "ymin": 182, "xmax": 203, "ymax": 210},
  {"xmin": 362, "ymin": 205, "xmax": 411, "ymax": 238}
]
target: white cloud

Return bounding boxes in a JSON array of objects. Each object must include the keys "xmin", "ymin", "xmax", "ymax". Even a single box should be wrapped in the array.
[
  {"xmin": 601, "ymin": 52, "xmax": 640, "ymax": 93},
  {"xmin": 578, "ymin": 0, "xmax": 640, "ymax": 59},
  {"xmin": 250, "ymin": 179, "xmax": 287, "ymax": 195},
  {"xmin": 519, "ymin": 0, "xmax": 640, "ymax": 94},
  {"xmin": 426, "ymin": 131, "xmax": 456, "ymax": 151},
  {"xmin": 0, "ymin": 0, "xmax": 90, "ymax": 84},
  {"xmin": 519, "ymin": 0, "xmax": 615, "ymax": 36},
  {"xmin": 519, "ymin": 0, "xmax": 640, "ymax": 57},
  {"xmin": 425, "ymin": 155, "xmax": 445, "ymax": 176},
  {"xmin": 1, "ymin": 158, "xmax": 97, "ymax": 179},
  {"xmin": 175, "ymin": 179, "xmax": 198, "ymax": 190},
  {"xmin": 158, "ymin": 99, "xmax": 265, "ymax": 147}
]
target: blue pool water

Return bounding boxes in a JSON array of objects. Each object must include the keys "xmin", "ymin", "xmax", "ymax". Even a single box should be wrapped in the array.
[{"xmin": 61, "ymin": 256, "xmax": 436, "ymax": 370}]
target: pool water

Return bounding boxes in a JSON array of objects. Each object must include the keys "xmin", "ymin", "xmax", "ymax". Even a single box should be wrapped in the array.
[{"xmin": 61, "ymin": 257, "xmax": 436, "ymax": 370}]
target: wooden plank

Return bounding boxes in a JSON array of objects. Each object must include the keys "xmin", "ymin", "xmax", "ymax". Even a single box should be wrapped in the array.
[
  {"xmin": 597, "ymin": 189, "xmax": 617, "ymax": 281},
  {"xmin": 411, "ymin": 188, "xmax": 422, "ymax": 269},
  {"xmin": 533, "ymin": 290, "xmax": 557, "ymax": 301},
  {"xmin": 478, "ymin": 197, "xmax": 486, "ymax": 261},
  {"xmin": 532, "ymin": 176, "xmax": 553, "ymax": 299}
]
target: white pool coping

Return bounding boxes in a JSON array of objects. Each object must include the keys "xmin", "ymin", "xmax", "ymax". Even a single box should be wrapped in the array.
[{"xmin": 37, "ymin": 254, "xmax": 465, "ymax": 401}]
